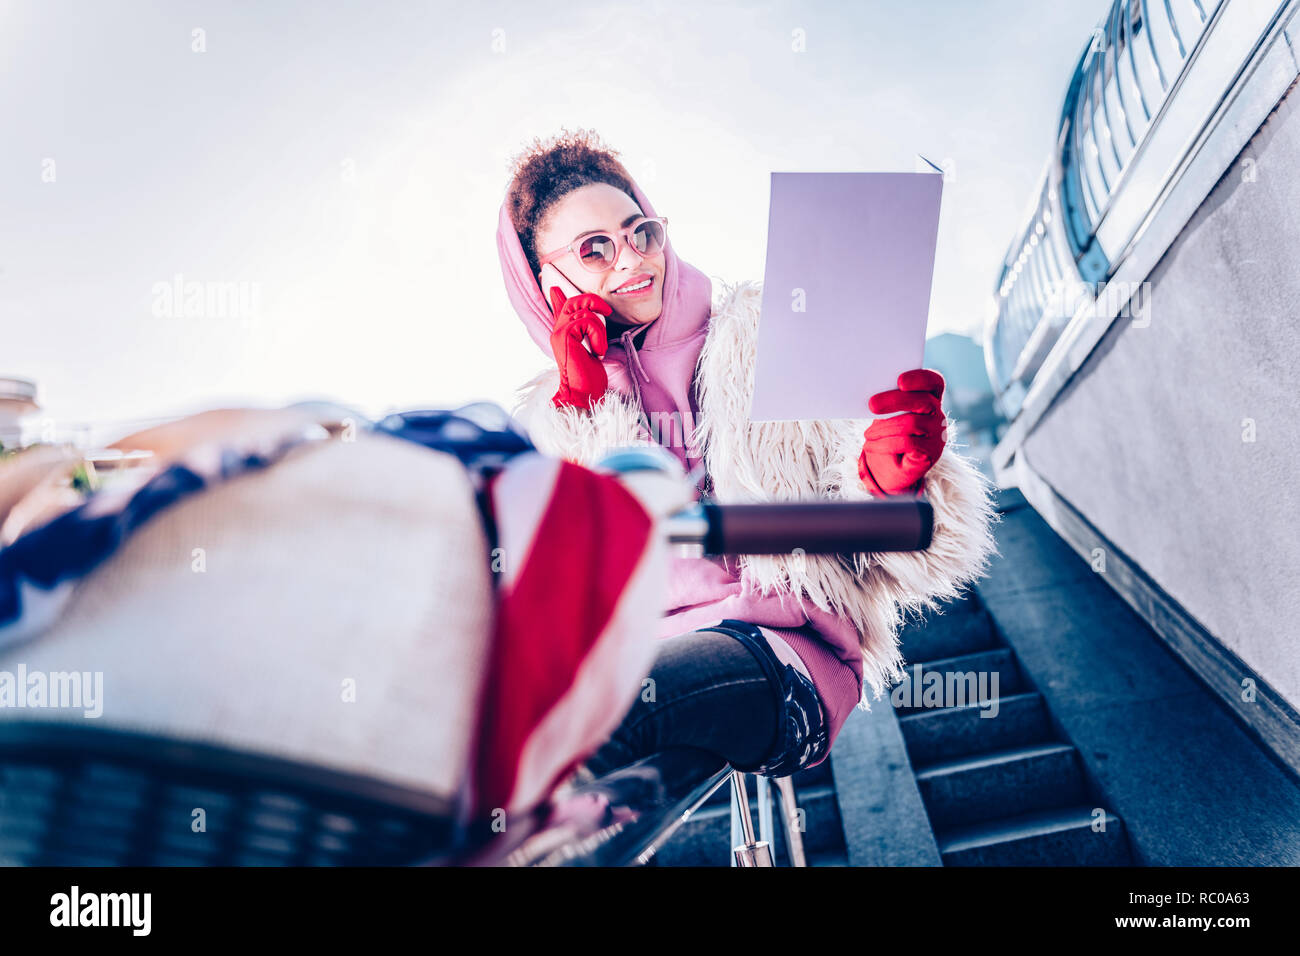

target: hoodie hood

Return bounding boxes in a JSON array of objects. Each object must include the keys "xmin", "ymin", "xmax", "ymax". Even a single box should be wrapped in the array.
[{"xmin": 496, "ymin": 177, "xmax": 712, "ymax": 472}]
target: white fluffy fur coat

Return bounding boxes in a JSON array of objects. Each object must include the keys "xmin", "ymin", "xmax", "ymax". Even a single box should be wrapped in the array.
[{"xmin": 512, "ymin": 279, "xmax": 1001, "ymax": 700}]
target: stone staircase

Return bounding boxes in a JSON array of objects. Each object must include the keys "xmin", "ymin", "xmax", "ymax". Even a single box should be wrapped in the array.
[{"xmin": 894, "ymin": 593, "xmax": 1131, "ymax": 865}]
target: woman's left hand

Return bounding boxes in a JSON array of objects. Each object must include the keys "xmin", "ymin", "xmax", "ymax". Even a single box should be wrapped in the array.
[{"xmin": 858, "ymin": 369, "xmax": 947, "ymax": 496}]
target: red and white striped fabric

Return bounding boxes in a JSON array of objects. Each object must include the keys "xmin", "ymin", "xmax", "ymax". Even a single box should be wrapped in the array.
[{"xmin": 471, "ymin": 452, "xmax": 666, "ymax": 819}]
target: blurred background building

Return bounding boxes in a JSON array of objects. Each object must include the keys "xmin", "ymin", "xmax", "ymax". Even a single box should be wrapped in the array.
[
  {"xmin": 0, "ymin": 377, "xmax": 38, "ymax": 451},
  {"xmin": 923, "ymin": 331, "xmax": 1006, "ymax": 482}
]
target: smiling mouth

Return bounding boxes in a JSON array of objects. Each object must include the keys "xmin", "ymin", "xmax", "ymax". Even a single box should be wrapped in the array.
[{"xmin": 611, "ymin": 275, "xmax": 655, "ymax": 297}]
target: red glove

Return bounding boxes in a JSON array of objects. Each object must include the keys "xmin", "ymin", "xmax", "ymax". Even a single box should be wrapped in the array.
[
  {"xmin": 547, "ymin": 286, "xmax": 613, "ymax": 411},
  {"xmin": 858, "ymin": 369, "xmax": 947, "ymax": 496}
]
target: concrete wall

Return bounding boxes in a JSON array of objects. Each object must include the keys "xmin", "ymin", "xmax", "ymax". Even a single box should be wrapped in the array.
[{"xmin": 1020, "ymin": 86, "xmax": 1300, "ymax": 711}]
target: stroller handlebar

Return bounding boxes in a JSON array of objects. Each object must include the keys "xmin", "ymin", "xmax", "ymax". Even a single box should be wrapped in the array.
[
  {"xmin": 598, "ymin": 446, "xmax": 935, "ymax": 556},
  {"xmin": 680, "ymin": 498, "xmax": 934, "ymax": 555}
]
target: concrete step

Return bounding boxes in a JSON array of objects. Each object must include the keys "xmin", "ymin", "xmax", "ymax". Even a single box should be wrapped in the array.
[
  {"xmin": 793, "ymin": 757, "xmax": 834, "ymax": 791},
  {"xmin": 937, "ymin": 805, "xmax": 1132, "ymax": 866},
  {"xmin": 654, "ymin": 783, "xmax": 841, "ymax": 867},
  {"xmin": 892, "ymin": 647, "xmax": 1024, "ymax": 715},
  {"xmin": 899, "ymin": 691, "xmax": 1053, "ymax": 767},
  {"xmin": 915, "ymin": 742, "xmax": 1084, "ymax": 828},
  {"xmin": 898, "ymin": 604, "xmax": 998, "ymax": 664},
  {"xmin": 807, "ymin": 848, "xmax": 849, "ymax": 866}
]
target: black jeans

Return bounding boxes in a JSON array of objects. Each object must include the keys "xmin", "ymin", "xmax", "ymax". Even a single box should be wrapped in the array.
[{"xmin": 582, "ymin": 619, "xmax": 830, "ymax": 779}]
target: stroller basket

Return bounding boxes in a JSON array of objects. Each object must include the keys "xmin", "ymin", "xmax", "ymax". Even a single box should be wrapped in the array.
[{"xmin": 0, "ymin": 723, "xmax": 458, "ymax": 867}]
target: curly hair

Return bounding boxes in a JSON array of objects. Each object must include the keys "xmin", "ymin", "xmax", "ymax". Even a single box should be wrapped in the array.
[{"xmin": 505, "ymin": 127, "xmax": 639, "ymax": 278}]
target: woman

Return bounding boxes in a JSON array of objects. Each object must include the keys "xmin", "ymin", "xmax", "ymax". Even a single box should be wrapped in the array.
[{"xmin": 496, "ymin": 128, "xmax": 998, "ymax": 779}]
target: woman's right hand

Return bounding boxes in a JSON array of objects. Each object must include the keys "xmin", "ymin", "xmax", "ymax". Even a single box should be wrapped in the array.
[{"xmin": 548, "ymin": 286, "xmax": 613, "ymax": 411}]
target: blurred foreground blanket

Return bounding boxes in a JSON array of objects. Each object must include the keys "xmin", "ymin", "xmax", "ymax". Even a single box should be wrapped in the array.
[
  {"xmin": 376, "ymin": 407, "xmax": 665, "ymax": 818},
  {"xmin": 0, "ymin": 404, "xmax": 663, "ymax": 824}
]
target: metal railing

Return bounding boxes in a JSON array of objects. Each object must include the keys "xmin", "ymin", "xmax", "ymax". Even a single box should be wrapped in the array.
[
  {"xmin": 987, "ymin": 0, "xmax": 1224, "ymax": 417},
  {"xmin": 1061, "ymin": 0, "xmax": 1222, "ymax": 272}
]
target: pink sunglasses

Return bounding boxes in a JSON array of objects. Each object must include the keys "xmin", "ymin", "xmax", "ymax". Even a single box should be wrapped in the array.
[{"xmin": 538, "ymin": 217, "xmax": 669, "ymax": 274}]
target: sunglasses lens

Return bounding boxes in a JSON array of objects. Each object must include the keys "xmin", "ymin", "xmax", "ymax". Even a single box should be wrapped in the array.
[
  {"xmin": 633, "ymin": 220, "xmax": 666, "ymax": 255},
  {"xmin": 578, "ymin": 234, "xmax": 617, "ymax": 270},
  {"xmin": 572, "ymin": 221, "xmax": 666, "ymax": 271}
]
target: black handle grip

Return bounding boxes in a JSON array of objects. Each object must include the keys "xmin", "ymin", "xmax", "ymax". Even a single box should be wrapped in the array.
[{"xmin": 701, "ymin": 498, "xmax": 933, "ymax": 556}]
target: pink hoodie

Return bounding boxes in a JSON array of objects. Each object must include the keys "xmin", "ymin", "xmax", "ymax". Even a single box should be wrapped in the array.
[
  {"xmin": 495, "ymin": 180, "xmax": 710, "ymax": 475},
  {"xmin": 495, "ymin": 179, "xmax": 865, "ymax": 757}
]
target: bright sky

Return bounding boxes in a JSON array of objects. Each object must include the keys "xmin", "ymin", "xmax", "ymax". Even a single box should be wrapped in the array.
[{"xmin": 1, "ymin": 0, "xmax": 1109, "ymax": 436}]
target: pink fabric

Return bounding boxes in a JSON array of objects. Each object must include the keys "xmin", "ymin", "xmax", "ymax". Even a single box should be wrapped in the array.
[
  {"xmin": 477, "ymin": 453, "xmax": 661, "ymax": 817},
  {"xmin": 496, "ymin": 176, "xmax": 866, "ymax": 755}
]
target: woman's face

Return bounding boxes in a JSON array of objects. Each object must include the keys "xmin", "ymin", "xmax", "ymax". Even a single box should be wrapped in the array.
[{"xmin": 534, "ymin": 183, "xmax": 665, "ymax": 327}]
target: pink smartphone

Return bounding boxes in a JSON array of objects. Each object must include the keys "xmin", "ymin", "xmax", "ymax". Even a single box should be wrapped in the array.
[{"xmin": 539, "ymin": 263, "xmax": 584, "ymax": 316}]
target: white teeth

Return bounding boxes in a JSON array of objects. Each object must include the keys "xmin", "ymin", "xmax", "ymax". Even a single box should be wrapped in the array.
[{"xmin": 615, "ymin": 278, "xmax": 652, "ymax": 294}]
